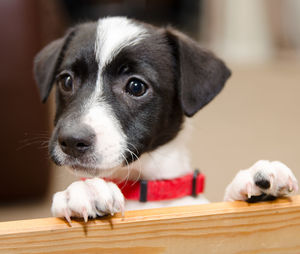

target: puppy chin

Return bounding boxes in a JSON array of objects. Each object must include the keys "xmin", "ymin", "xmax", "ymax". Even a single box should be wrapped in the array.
[
  {"xmin": 66, "ymin": 165, "xmax": 102, "ymax": 178},
  {"xmin": 66, "ymin": 164, "xmax": 122, "ymax": 178}
]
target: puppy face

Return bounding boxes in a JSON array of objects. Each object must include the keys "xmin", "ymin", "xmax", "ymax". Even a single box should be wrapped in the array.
[{"xmin": 34, "ymin": 17, "xmax": 231, "ymax": 177}]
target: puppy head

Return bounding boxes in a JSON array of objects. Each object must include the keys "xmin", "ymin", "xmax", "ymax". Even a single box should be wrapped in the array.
[{"xmin": 34, "ymin": 17, "xmax": 231, "ymax": 177}]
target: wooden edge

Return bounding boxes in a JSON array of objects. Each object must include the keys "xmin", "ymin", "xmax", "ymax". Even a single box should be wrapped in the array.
[{"xmin": 1, "ymin": 195, "xmax": 300, "ymax": 235}]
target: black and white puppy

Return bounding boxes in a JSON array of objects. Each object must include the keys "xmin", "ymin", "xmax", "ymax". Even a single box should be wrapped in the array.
[{"xmin": 34, "ymin": 17, "xmax": 298, "ymax": 221}]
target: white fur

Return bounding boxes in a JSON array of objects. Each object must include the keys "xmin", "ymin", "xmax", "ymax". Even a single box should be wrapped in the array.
[
  {"xmin": 107, "ymin": 119, "xmax": 194, "ymax": 181},
  {"xmin": 52, "ymin": 178, "xmax": 124, "ymax": 221},
  {"xmin": 83, "ymin": 104, "xmax": 126, "ymax": 172},
  {"xmin": 131, "ymin": 126, "xmax": 192, "ymax": 180},
  {"xmin": 95, "ymin": 17, "xmax": 148, "ymax": 73},
  {"xmin": 224, "ymin": 160, "xmax": 298, "ymax": 201}
]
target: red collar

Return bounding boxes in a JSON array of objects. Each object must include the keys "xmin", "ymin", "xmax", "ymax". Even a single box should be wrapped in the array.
[{"xmin": 112, "ymin": 170, "xmax": 205, "ymax": 202}]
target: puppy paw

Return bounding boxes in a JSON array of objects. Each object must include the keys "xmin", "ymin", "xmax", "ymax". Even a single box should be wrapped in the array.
[
  {"xmin": 51, "ymin": 178, "xmax": 124, "ymax": 223},
  {"xmin": 224, "ymin": 160, "xmax": 298, "ymax": 202}
]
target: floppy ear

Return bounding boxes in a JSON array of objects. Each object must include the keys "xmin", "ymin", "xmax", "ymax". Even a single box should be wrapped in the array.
[
  {"xmin": 33, "ymin": 29, "xmax": 75, "ymax": 103},
  {"xmin": 166, "ymin": 28, "xmax": 231, "ymax": 117}
]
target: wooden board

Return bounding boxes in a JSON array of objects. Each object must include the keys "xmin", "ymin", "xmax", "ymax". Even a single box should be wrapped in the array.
[{"xmin": 1, "ymin": 196, "xmax": 300, "ymax": 254}]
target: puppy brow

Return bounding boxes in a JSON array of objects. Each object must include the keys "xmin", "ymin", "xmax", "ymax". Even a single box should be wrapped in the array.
[
  {"xmin": 71, "ymin": 58, "xmax": 88, "ymax": 79},
  {"xmin": 95, "ymin": 17, "xmax": 148, "ymax": 71}
]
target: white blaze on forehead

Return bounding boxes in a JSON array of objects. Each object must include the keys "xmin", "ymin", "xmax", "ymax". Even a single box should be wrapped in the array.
[
  {"xmin": 95, "ymin": 17, "xmax": 148, "ymax": 70},
  {"xmin": 81, "ymin": 17, "xmax": 147, "ymax": 171}
]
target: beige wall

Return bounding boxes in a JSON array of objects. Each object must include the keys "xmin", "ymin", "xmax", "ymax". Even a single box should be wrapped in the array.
[{"xmin": 189, "ymin": 59, "xmax": 300, "ymax": 202}]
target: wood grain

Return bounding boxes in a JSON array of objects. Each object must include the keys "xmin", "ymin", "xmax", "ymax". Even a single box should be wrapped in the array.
[{"xmin": 1, "ymin": 196, "xmax": 300, "ymax": 254}]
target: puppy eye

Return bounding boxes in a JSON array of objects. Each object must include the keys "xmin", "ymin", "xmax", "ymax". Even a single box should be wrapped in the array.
[
  {"xmin": 125, "ymin": 78, "xmax": 147, "ymax": 97},
  {"xmin": 57, "ymin": 74, "xmax": 73, "ymax": 93}
]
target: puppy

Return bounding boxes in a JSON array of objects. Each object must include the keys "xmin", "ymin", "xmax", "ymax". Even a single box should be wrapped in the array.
[{"xmin": 34, "ymin": 17, "xmax": 298, "ymax": 222}]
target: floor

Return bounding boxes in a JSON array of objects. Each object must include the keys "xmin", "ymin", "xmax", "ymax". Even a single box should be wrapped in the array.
[{"xmin": 1, "ymin": 57, "xmax": 300, "ymax": 222}]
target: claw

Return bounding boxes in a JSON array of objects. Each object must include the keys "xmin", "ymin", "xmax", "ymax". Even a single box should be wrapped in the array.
[
  {"xmin": 108, "ymin": 202, "xmax": 113, "ymax": 211},
  {"xmin": 246, "ymin": 182, "xmax": 252, "ymax": 199},
  {"xmin": 270, "ymin": 173, "xmax": 274, "ymax": 189},
  {"xmin": 64, "ymin": 209, "xmax": 72, "ymax": 227},
  {"xmin": 120, "ymin": 204, "xmax": 125, "ymax": 217},
  {"xmin": 288, "ymin": 176, "xmax": 298, "ymax": 193},
  {"xmin": 294, "ymin": 181, "xmax": 299, "ymax": 193},
  {"xmin": 82, "ymin": 208, "xmax": 88, "ymax": 223},
  {"xmin": 288, "ymin": 176, "xmax": 293, "ymax": 192}
]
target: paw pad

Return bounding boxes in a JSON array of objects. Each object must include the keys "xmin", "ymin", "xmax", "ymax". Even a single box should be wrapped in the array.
[{"xmin": 254, "ymin": 171, "xmax": 271, "ymax": 189}]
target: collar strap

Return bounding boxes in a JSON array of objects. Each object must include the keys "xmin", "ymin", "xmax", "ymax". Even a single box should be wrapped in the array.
[{"xmin": 113, "ymin": 169, "xmax": 205, "ymax": 202}]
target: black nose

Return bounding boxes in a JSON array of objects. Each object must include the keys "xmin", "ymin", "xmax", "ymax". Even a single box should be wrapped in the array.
[{"xmin": 58, "ymin": 125, "xmax": 95, "ymax": 157}]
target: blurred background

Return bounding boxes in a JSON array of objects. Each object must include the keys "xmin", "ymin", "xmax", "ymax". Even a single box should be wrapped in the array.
[{"xmin": 1, "ymin": 0, "xmax": 300, "ymax": 221}]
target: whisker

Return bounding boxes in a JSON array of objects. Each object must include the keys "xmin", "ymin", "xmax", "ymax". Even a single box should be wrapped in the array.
[
  {"xmin": 16, "ymin": 139, "xmax": 50, "ymax": 151},
  {"xmin": 126, "ymin": 142, "xmax": 139, "ymax": 154},
  {"xmin": 124, "ymin": 148, "xmax": 135, "ymax": 181},
  {"xmin": 125, "ymin": 145, "xmax": 142, "ymax": 186},
  {"xmin": 17, "ymin": 130, "xmax": 51, "ymax": 151},
  {"xmin": 19, "ymin": 137, "xmax": 50, "ymax": 143},
  {"xmin": 119, "ymin": 152, "xmax": 130, "ymax": 187}
]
